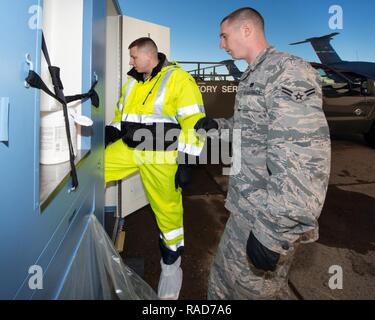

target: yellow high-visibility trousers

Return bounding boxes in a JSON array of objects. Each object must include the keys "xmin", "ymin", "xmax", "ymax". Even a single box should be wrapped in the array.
[{"xmin": 105, "ymin": 139, "xmax": 184, "ymax": 251}]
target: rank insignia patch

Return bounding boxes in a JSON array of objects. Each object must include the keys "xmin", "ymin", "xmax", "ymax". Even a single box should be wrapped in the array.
[{"xmin": 281, "ymin": 87, "xmax": 316, "ymax": 102}]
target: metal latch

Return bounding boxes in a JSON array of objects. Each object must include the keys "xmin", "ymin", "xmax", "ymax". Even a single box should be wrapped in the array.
[{"xmin": 25, "ymin": 53, "xmax": 34, "ymax": 88}]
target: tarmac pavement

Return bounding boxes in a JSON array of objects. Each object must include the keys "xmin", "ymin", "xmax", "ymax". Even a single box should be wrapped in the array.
[{"xmin": 289, "ymin": 134, "xmax": 375, "ymax": 300}]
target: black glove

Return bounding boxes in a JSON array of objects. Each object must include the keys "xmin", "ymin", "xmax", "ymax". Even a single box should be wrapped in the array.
[
  {"xmin": 105, "ymin": 125, "xmax": 121, "ymax": 147},
  {"xmin": 175, "ymin": 164, "xmax": 192, "ymax": 189},
  {"xmin": 194, "ymin": 117, "xmax": 218, "ymax": 132},
  {"xmin": 246, "ymin": 232, "xmax": 280, "ymax": 272}
]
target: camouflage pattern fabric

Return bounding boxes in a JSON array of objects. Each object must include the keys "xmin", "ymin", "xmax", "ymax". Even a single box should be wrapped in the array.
[
  {"xmin": 208, "ymin": 213, "xmax": 298, "ymax": 300},
  {"xmin": 209, "ymin": 46, "xmax": 331, "ymax": 299}
]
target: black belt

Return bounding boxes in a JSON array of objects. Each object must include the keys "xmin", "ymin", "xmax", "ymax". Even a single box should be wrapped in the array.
[{"xmin": 121, "ymin": 122, "xmax": 181, "ymax": 151}]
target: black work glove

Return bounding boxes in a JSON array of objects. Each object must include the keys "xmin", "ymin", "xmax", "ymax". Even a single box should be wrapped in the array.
[
  {"xmin": 194, "ymin": 117, "xmax": 218, "ymax": 132},
  {"xmin": 175, "ymin": 164, "xmax": 192, "ymax": 189},
  {"xmin": 105, "ymin": 125, "xmax": 121, "ymax": 148},
  {"xmin": 246, "ymin": 232, "xmax": 280, "ymax": 272}
]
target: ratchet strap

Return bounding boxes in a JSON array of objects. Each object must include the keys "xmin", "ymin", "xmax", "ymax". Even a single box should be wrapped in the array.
[{"xmin": 25, "ymin": 33, "xmax": 99, "ymax": 190}]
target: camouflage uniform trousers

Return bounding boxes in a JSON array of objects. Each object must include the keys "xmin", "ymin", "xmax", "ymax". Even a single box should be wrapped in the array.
[{"xmin": 207, "ymin": 212, "xmax": 299, "ymax": 300}]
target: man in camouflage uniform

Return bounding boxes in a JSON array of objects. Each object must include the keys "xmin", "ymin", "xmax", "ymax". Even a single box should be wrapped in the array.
[{"xmin": 195, "ymin": 7, "xmax": 331, "ymax": 299}]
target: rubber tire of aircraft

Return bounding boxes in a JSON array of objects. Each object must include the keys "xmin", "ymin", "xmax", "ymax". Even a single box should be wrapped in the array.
[{"xmin": 364, "ymin": 123, "xmax": 375, "ymax": 148}]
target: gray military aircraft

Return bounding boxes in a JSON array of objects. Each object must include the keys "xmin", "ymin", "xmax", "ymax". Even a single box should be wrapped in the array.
[{"xmin": 290, "ymin": 32, "xmax": 375, "ymax": 80}]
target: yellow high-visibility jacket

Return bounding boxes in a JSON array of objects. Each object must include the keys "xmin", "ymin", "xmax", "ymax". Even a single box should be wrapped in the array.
[{"xmin": 110, "ymin": 57, "xmax": 205, "ymax": 157}]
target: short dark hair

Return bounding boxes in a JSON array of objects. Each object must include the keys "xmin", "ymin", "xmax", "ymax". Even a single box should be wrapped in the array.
[
  {"xmin": 221, "ymin": 7, "xmax": 264, "ymax": 31},
  {"xmin": 128, "ymin": 37, "xmax": 158, "ymax": 53}
]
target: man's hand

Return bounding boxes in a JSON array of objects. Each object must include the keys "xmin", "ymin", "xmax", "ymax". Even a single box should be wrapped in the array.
[
  {"xmin": 105, "ymin": 125, "xmax": 121, "ymax": 148},
  {"xmin": 194, "ymin": 117, "xmax": 218, "ymax": 132},
  {"xmin": 175, "ymin": 164, "xmax": 192, "ymax": 189},
  {"xmin": 246, "ymin": 232, "xmax": 280, "ymax": 272}
]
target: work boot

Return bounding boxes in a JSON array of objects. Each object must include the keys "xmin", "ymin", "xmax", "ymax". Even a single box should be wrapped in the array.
[{"xmin": 157, "ymin": 256, "xmax": 183, "ymax": 300}]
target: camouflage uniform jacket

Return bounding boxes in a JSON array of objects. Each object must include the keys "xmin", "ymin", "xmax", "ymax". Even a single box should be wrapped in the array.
[{"xmin": 216, "ymin": 46, "xmax": 331, "ymax": 255}]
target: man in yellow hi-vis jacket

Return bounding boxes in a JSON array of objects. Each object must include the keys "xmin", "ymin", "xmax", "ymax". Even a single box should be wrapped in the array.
[{"xmin": 105, "ymin": 37, "xmax": 205, "ymax": 300}]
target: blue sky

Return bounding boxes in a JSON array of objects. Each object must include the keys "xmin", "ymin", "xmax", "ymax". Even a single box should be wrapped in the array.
[{"xmin": 118, "ymin": 0, "xmax": 375, "ymax": 71}]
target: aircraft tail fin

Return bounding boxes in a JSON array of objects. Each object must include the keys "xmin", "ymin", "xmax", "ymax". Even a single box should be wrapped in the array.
[
  {"xmin": 221, "ymin": 60, "xmax": 242, "ymax": 80},
  {"xmin": 290, "ymin": 32, "xmax": 342, "ymax": 65}
]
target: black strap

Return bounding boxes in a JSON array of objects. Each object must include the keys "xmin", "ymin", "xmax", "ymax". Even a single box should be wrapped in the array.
[
  {"xmin": 25, "ymin": 71, "xmax": 64, "ymax": 105},
  {"xmin": 25, "ymin": 71, "xmax": 99, "ymax": 108},
  {"xmin": 41, "ymin": 34, "xmax": 52, "ymax": 66},
  {"xmin": 41, "ymin": 34, "xmax": 78, "ymax": 190},
  {"xmin": 65, "ymin": 80, "xmax": 99, "ymax": 108},
  {"xmin": 25, "ymin": 33, "xmax": 100, "ymax": 190}
]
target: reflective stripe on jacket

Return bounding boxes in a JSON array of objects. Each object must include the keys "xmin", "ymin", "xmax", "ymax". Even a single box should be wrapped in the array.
[{"xmin": 110, "ymin": 64, "xmax": 205, "ymax": 156}]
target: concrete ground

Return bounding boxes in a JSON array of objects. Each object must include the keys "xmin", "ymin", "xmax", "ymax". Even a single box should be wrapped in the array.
[
  {"xmin": 120, "ymin": 134, "xmax": 375, "ymax": 300},
  {"xmin": 289, "ymin": 134, "xmax": 375, "ymax": 300}
]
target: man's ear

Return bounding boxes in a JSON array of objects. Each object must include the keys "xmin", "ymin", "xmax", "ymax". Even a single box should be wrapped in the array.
[
  {"xmin": 241, "ymin": 22, "xmax": 253, "ymax": 38},
  {"xmin": 144, "ymin": 50, "xmax": 154, "ymax": 63}
]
